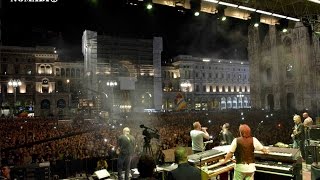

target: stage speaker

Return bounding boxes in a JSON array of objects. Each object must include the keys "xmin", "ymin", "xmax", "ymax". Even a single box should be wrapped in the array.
[
  {"xmin": 93, "ymin": 169, "xmax": 110, "ymax": 179},
  {"xmin": 310, "ymin": 127, "xmax": 320, "ymax": 141},
  {"xmin": 312, "ymin": 165, "xmax": 320, "ymax": 180}
]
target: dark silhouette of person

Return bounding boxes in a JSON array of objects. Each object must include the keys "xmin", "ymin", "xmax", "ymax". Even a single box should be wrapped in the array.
[{"xmin": 167, "ymin": 147, "xmax": 201, "ymax": 180}]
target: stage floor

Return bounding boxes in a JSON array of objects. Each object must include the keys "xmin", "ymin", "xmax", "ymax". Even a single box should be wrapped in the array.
[{"xmin": 65, "ymin": 163, "xmax": 312, "ymax": 180}]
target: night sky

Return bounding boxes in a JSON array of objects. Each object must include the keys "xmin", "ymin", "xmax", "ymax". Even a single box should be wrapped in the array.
[{"xmin": 1, "ymin": 0, "xmax": 249, "ymax": 60}]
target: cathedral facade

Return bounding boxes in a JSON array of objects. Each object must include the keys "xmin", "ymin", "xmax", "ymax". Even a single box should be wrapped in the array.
[{"xmin": 248, "ymin": 22, "xmax": 320, "ymax": 113}]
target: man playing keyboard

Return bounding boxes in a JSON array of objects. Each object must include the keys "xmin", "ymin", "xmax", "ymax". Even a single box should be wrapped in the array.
[{"xmin": 221, "ymin": 124, "xmax": 268, "ymax": 180}]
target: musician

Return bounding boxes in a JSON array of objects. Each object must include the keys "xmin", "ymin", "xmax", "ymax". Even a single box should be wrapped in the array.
[
  {"xmin": 291, "ymin": 115, "xmax": 305, "ymax": 159},
  {"xmin": 303, "ymin": 112, "xmax": 313, "ymax": 128},
  {"xmin": 96, "ymin": 158, "xmax": 108, "ymax": 170},
  {"xmin": 221, "ymin": 124, "xmax": 268, "ymax": 180},
  {"xmin": 190, "ymin": 121, "xmax": 210, "ymax": 154},
  {"xmin": 219, "ymin": 123, "xmax": 234, "ymax": 145},
  {"xmin": 167, "ymin": 147, "xmax": 201, "ymax": 180},
  {"xmin": 117, "ymin": 127, "xmax": 135, "ymax": 180}
]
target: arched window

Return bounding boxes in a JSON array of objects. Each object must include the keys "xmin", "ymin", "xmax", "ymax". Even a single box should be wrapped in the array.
[
  {"xmin": 41, "ymin": 99, "xmax": 50, "ymax": 109},
  {"xmin": 71, "ymin": 68, "xmax": 75, "ymax": 77},
  {"xmin": 61, "ymin": 68, "xmax": 65, "ymax": 76},
  {"xmin": 57, "ymin": 99, "xmax": 66, "ymax": 108},
  {"xmin": 76, "ymin": 69, "xmax": 81, "ymax": 78}
]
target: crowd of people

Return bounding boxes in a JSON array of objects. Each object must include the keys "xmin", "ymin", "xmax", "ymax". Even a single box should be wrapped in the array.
[{"xmin": 0, "ymin": 109, "xmax": 315, "ymax": 178}]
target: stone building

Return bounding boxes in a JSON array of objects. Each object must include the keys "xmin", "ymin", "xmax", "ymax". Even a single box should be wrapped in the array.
[
  {"xmin": 248, "ymin": 22, "xmax": 320, "ymax": 112},
  {"xmin": 162, "ymin": 55, "xmax": 250, "ymax": 111},
  {"xmin": 0, "ymin": 46, "xmax": 84, "ymax": 117}
]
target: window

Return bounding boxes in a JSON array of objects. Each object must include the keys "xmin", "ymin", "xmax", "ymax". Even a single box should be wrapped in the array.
[
  {"xmin": 210, "ymin": 86, "xmax": 213, "ymax": 92},
  {"xmin": 66, "ymin": 68, "xmax": 70, "ymax": 77},
  {"xmin": 26, "ymin": 65, "xmax": 32, "ymax": 75},
  {"xmin": 1, "ymin": 64, "xmax": 7, "ymax": 75},
  {"xmin": 15, "ymin": 65, "xmax": 20, "ymax": 74},
  {"xmin": 267, "ymin": 68, "xmax": 272, "ymax": 81},
  {"xmin": 196, "ymin": 85, "xmax": 199, "ymax": 92},
  {"xmin": 203, "ymin": 85, "xmax": 206, "ymax": 92},
  {"xmin": 71, "ymin": 68, "xmax": 75, "ymax": 77},
  {"xmin": 196, "ymin": 73, "xmax": 199, "ymax": 78},
  {"xmin": 76, "ymin": 69, "xmax": 81, "ymax": 78},
  {"xmin": 209, "ymin": 73, "xmax": 212, "ymax": 78},
  {"xmin": 202, "ymin": 73, "xmax": 205, "ymax": 78}
]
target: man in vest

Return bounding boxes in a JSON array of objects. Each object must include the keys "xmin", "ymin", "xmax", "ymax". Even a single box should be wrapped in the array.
[{"xmin": 221, "ymin": 124, "xmax": 268, "ymax": 180}]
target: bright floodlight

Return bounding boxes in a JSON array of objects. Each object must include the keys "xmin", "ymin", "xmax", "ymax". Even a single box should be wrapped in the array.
[
  {"xmin": 146, "ymin": 4, "xmax": 152, "ymax": 9},
  {"xmin": 221, "ymin": 16, "xmax": 227, "ymax": 21},
  {"xmin": 194, "ymin": 11, "xmax": 200, "ymax": 16},
  {"xmin": 282, "ymin": 28, "xmax": 288, "ymax": 33},
  {"xmin": 254, "ymin": 23, "xmax": 259, "ymax": 27}
]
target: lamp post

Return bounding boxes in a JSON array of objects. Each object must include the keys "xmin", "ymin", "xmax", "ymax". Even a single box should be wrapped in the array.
[
  {"xmin": 8, "ymin": 79, "xmax": 22, "ymax": 115},
  {"xmin": 181, "ymin": 80, "xmax": 192, "ymax": 110},
  {"xmin": 106, "ymin": 80, "xmax": 118, "ymax": 114}
]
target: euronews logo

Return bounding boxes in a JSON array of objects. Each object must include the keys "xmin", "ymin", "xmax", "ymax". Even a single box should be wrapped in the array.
[{"xmin": 11, "ymin": 0, "xmax": 58, "ymax": 2}]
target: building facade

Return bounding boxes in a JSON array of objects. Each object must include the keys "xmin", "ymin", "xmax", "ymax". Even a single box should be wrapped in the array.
[
  {"xmin": 82, "ymin": 30, "xmax": 163, "ymax": 114},
  {"xmin": 0, "ymin": 46, "xmax": 84, "ymax": 117},
  {"xmin": 248, "ymin": 22, "xmax": 320, "ymax": 112},
  {"xmin": 162, "ymin": 55, "xmax": 250, "ymax": 111}
]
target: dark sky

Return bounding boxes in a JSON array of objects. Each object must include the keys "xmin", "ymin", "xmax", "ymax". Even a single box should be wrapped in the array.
[{"xmin": 1, "ymin": 0, "xmax": 249, "ymax": 60}]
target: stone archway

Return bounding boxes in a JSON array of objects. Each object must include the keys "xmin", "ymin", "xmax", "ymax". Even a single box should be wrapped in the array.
[{"xmin": 267, "ymin": 94, "xmax": 274, "ymax": 111}]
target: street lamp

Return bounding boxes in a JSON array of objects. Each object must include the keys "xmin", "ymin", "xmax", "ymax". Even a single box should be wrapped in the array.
[
  {"xmin": 106, "ymin": 80, "xmax": 118, "ymax": 113},
  {"xmin": 8, "ymin": 79, "xmax": 22, "ymax": 115}
]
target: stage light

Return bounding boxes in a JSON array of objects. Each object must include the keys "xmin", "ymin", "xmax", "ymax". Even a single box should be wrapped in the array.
[
  {"xmin": 250, "ymin": 13, "xmax": 260, "ymax": 28},
  {"xmin": 190, "ymin": 0, "xmax": 201, "ymax": 17},
  {"xmin": 276, "ymin": 18, "xmax": 289, "ymax": 33},
  {"xmin": 256, "ymin": 9, "xmax": 272, "ymax": 15},
  {"xmin": 307, "ymin": 0, "xmax": 320, "ymax": 4},
  {"xmin": 272, "ymin": 13, "xmax": 287, "ymax": 19},
  {"xmin": 216, "ymin": 5, "xmax": 227, "ymax": 21},
  {"xmin": 145, "ymin": 0, "xmax": 153, "ymax": 10},
  {"xmin": 238, "ymin": 5, "xmax": 256, "ymax": 12},
  {"xmin": 203, "ymin": 0, "xmax": 218, "ymax": 3},
  {"xmin": 218, "ymin": 1, "xmax": 238, "ymax": 8},
  {"xmin": 286, "ymin": 16, "xmax": 300, "ymax": 22},
  {"xmin": 146, "ymin": 3, "xmax": 152, "ymax": 9}
]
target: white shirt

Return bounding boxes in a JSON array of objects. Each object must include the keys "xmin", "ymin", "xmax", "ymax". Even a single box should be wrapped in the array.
[
  {"xmin": 228, "ymin": 137, "xmax": 264, "ymax": 173},
  {"xmin": 190, "ymin": 130, "xmax": 206, "ymax": 151},
  {"xmin": 304, "ymin": 117, "xmax": 313, "ymax": 127}
]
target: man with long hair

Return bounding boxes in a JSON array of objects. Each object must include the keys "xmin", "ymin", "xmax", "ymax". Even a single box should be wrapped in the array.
[{"xmin": 221, "ymin": 124, "xmax": 268, "ymax": 180}]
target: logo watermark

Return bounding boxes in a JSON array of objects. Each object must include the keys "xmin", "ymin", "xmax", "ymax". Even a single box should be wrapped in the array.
[{"xmin": 10, "ymin": 0, "xmax": 58, "ymax": 2}]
